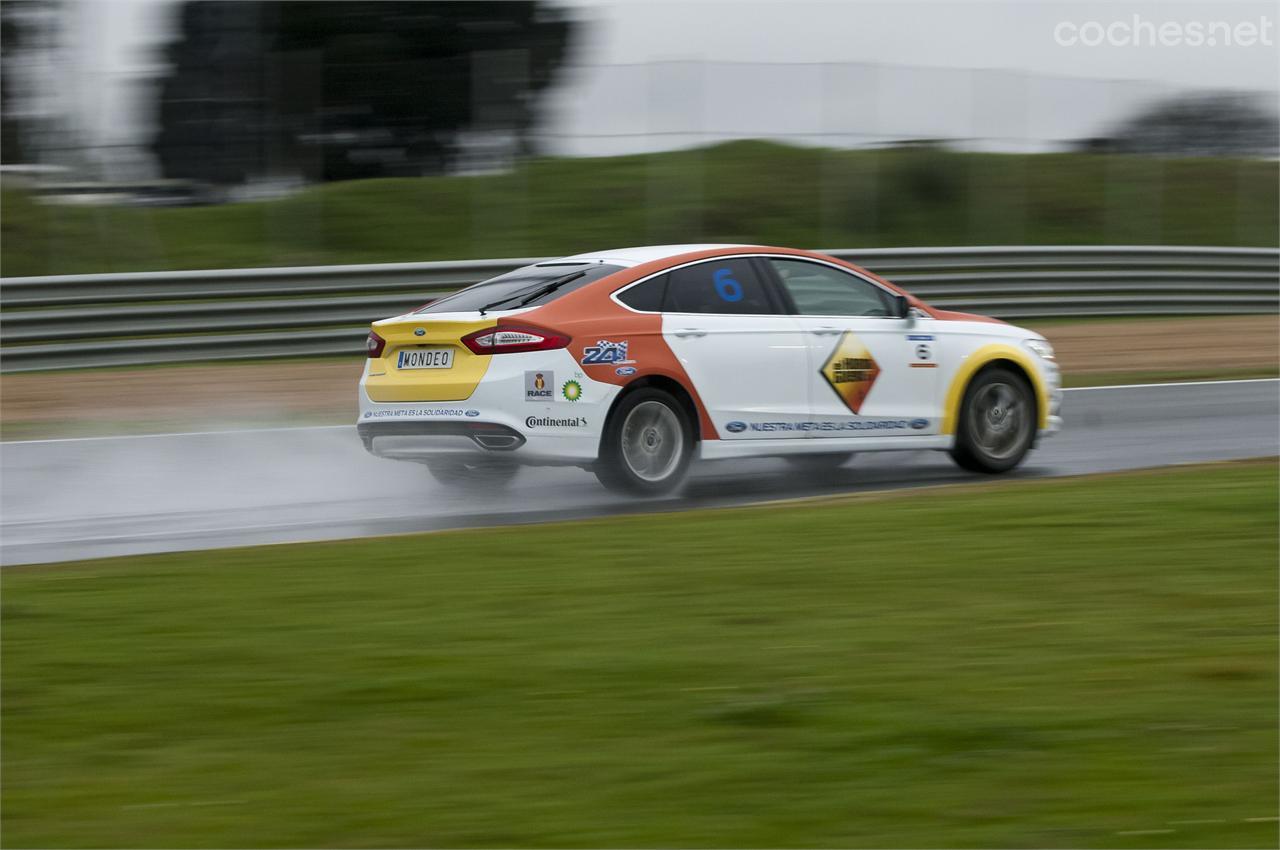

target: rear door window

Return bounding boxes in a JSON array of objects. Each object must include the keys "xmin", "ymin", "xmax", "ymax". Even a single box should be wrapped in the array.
[
  {"xmin": 663, "ymin": 258, "xmax": 780, "ymax": 315},
  {"xmin": 417, "ymin": 262, "xmax": 624, "ymax": 314},
  {"xmin": 616, "ymin": 274, "xmax": 668, "ymax": 312}
]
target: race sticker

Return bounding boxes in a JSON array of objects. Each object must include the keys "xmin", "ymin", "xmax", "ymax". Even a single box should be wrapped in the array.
[{"xmin": 525, "ymin": 370, "xmax": 554, "ymax": 401}]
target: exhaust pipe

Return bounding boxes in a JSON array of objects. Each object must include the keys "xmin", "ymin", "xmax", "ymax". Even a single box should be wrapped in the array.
[{"xmin": 472, "ymin": 433, "xmax": 522, "ymax": 450}]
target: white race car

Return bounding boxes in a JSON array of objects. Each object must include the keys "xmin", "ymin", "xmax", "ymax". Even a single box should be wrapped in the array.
[{"xmin": 358, "ymin": 245, "xmax": 1061, "ymax": 493}]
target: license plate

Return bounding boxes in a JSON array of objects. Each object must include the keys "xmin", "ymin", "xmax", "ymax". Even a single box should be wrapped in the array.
[{"xmin": 397, "ymin": 348, "xmax": 454, "ymax": 369}]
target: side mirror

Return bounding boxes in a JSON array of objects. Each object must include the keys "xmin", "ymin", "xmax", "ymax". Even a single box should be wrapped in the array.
[{"xmin": 890, "ymin": 293, "xmax": 911, "ymax": 320}]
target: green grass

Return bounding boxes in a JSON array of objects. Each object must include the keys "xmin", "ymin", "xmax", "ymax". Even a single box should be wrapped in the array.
[
  {"xmin": 4, "ymin": 141, "xmax": 1277, "ymax": 276},
  {"xmin": 1061, "ymin": 367, "xmax": 1280, "ymax": 388},
  {"xmin": 3, "ymin": 461, "xmax": 1277, "ymax": 848}
]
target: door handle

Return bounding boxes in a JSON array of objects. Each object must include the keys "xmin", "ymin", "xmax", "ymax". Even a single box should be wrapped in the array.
[
  {"xmin": 674, "ymin": 328, "xmax": 707, "ymax": 338},
  {"xmin": 811, "ymin": 326, "xmax": 842, "ymax": 336}
]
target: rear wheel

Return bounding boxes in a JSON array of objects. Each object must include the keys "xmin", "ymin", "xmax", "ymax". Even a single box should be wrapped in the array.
[
  {"xmin": 424, "ymin": 456, "xmax": 520, "ymax": 490},
  {"xmin": 595, "ymin": 389, "xmax": 694, "ymax": 495},
  {"xmin": 783, "ymin": 452, "xmax": 855, "ymax": 472},
  {"xmin": 949, "ymin": 366, "xmax": 1035, "ymax": 473}
]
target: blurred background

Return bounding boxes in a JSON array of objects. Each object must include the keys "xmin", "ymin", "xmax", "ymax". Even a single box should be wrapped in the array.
[
  {"xmin": 1, "ymin": 0, "xmax": 1277, "ymax": 277},
  {"xmin": 2, "ymin": 5, "xmax": 1278, "ymax": 847}
]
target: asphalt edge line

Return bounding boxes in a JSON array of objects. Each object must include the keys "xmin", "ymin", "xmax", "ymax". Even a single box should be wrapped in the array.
[
  {"xmin": 1061, "ymin": 377, "xmax": 1279, "ymax": 392},
  {"xmin": 2, "ymin": 424, "xmax": 352, "ymax": 445},
  {"xmin": 14, "ymin": 457, "xmax": 1271, "ymax": 570},
  {"xmin": 316, "ymin": 457, "xmax": 1280, "ymax": 554}
]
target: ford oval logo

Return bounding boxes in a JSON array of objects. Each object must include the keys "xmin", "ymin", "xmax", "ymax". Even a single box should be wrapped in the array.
[
  {"xmin": 414, "ymin": 328, "xmax": 426, "ymax": 336},
  {"xmin": 909, "ymin": 418, "xmax": 929, "ymax": 430},
  {"xmin": 615, "ymin": 366, "xmax": 636, "ymax": 376},
  {"xmin": 725, "ymin": 421, "xmax": 747, "ymax": 433},
  {"xmin": 465, "ymin": 409, "xmax": 480, "ymax": 418}
]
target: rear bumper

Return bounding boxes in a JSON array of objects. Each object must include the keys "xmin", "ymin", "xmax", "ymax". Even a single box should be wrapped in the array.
[
  {"xmin": 357, "ymin": 350, "xmax": 615, "ymax": 465},
  {"xmin": 357, "ymin": 421, "xmax": 526, "ymax": 459}
]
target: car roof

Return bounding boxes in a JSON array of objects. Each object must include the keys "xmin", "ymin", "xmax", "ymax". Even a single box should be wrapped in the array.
[{"xmin": 542, "ymin": 244, "xmax": 759, "ymax": 269}]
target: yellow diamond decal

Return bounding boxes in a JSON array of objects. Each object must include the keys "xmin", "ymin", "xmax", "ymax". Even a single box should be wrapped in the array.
[{"xmin": 820, "ymin": 332, "xmax": 880, "ymax": 414}]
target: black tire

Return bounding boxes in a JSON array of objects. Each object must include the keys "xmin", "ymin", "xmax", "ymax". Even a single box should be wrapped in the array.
[
  {"xmin": 949, "ymin": 366, "xmax": 1036, "ymax": 474},
  {"xmin": 783, "ymin": 452, "xmax": 856, "ymax": 472},
  {"xmin": 424, "ymin": 456, "xmax": 520, "ymax": 490},
  {"xmin": 595, "ymin": 388, "xmax": 695, "ymax": 495}
]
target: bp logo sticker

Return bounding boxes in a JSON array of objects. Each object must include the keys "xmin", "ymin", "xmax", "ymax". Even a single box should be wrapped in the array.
[{"xmin": 561, "ymin": 379, "xmax": 583, "ymax": 402}]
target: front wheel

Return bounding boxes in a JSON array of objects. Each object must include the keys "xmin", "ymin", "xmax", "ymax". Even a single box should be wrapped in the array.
[
  {"xmin": 595, "ymin": 389, "xmax": 694, "ymax": 495},
  {"xmin": 949, "ymin": 367, "xmax": 1036, "ymax": 473}
]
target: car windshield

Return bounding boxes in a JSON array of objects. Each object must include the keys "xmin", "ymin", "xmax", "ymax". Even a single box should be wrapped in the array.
[{"xmin": 416, "ymin": 262, "xmax": 624, "ymax": 314}]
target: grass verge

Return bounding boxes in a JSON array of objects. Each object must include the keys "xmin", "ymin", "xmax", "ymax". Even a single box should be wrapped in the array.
[
  {"xmin": 1061, "ymin": 367, "xmax": 1280, "ymax": 388},
  {"xmin": 3, "ymin": 461, "xmax": 1277, "ymax": 848},
  {"xmin": 4, "ymin": 141, "xmax": 1276, "ymax": 276}
]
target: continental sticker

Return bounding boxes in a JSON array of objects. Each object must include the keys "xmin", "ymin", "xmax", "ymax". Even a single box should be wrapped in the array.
[
  {"xmin": 526, "ymin": 415, "xmax": 588, "ymax": 429},
  {"xmin": 820, "ymin": 332, "xmax": 880, "ymax": 414}
]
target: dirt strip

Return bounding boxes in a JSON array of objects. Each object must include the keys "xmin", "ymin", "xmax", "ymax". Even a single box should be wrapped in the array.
[
  {"xmin": 1, "ymin": 316, "xmax": 1275, "ymax": 432},
  {"xmin": 1040, "ymin": 315, "xmax": 1277, "ymax": 374},
  {"xmin": 0, "ymin": 360, "xmax": 363, "ymax": 429}
]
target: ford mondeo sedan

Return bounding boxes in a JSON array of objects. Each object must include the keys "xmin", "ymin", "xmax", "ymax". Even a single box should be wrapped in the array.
[{"xmin": 358, "ymin": 245, "xmax": 1061, "ymax": 494}]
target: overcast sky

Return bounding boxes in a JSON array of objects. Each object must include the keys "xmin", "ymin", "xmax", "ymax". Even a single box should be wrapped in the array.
[
  {"xmin": 566, "ymin": 0, "xmax": 1276, "ymax": 83},
  {"xmin": 53, "ymin": 0, "xmax": 1280, "ymax": 154}
]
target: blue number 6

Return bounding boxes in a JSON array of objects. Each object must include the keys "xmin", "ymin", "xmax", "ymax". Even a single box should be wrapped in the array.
[{"xmin": 714, "ymin": 267, "xmax": 743, "ymax": 302}]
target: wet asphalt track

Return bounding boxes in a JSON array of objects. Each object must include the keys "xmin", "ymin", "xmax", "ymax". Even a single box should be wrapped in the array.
[{"xmin": 2, "ymin": 379, "xmax": 1276, "ymax": 566}]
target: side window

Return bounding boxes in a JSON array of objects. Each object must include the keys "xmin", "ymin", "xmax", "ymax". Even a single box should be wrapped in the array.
[
  {"xmin": 664, "ymin": 258, "xmax": 778, "ymax": 315},
  {"xmin": 617, "ymin": 274, "xmax": 668, "ymax": 312},
  {"xmin": 769, "ymin": 258, "xmax": 892, "ymax": 317}
]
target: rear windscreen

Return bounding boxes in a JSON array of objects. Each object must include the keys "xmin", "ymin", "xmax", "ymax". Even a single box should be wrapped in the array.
[{"xmin": 416, "ymin": 263, "xmax": 625, "ymax": 314}]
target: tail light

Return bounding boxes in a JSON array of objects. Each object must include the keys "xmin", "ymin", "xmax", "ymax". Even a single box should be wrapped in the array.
[
  {"xmin": 366, "ymin": 331, "xmax": 386, "ymax": 358},
  {"xmin": 461, "ymin": 324, "xmax": 569, "ymax": 355}
]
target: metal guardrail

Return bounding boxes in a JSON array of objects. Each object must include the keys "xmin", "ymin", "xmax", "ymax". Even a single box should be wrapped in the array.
[{"xmin": 2, "ymin": 246, "xmax": 1276, "ymax": 372}]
